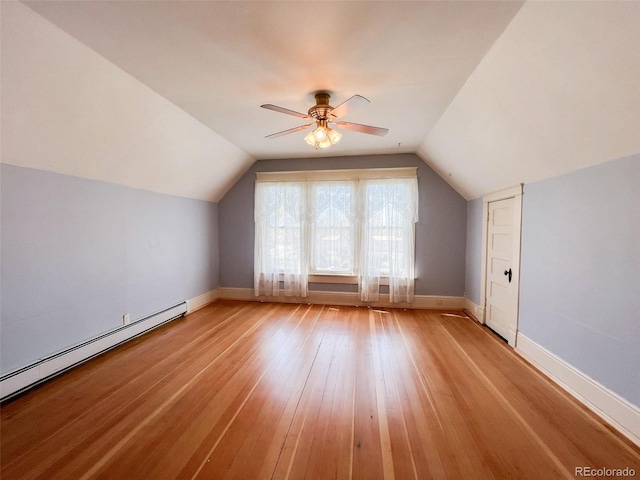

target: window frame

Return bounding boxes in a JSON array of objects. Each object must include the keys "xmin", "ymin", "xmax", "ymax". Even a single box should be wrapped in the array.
[
  {"xmin": 307, "ymin": 179, "xmax": 358, "ymax": 276},
  {"xmin": 255, "ymin": 167, "xmax": 418, "ymax": 285}
]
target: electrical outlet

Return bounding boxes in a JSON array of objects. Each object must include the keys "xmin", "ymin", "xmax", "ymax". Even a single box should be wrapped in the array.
[
  {"xmin": 436, "ymin": 299, "xmax": 443, "ymax": 305},
  {"xmin": 123, "ymin": 313, "xmax": 130, "ymax": 325}
]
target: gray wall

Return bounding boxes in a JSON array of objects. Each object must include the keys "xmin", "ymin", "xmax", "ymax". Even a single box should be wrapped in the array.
[
  {"xmin": 464, "ymin": 198, "xmax": 483, "ymax": 304},
  {"xmin": 1, "ymin": 164, "xmax": 219, "ymax": 374},
  {"xmin": 219, "ymin": 154, "xmax": 467, "ymax": 296},
  {"xmin": 519, "ymin": 154, "xmax": 639, "ymax": 405}
]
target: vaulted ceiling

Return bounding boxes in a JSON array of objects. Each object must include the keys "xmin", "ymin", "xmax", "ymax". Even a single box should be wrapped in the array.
[{"xmin": 2, "ymin": 1, "xmax": 639, "ymax": 201}]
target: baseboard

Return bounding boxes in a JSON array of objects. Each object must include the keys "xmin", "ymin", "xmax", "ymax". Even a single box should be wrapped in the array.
[
  {"xmin": 463, "ymin": 297, "xmax": 484, "ymax": 323},
  {"xmin": 0, "ymin": 300, "xmax": 194, "ymax": 402},
  {"xmin": 218, "ymin": 287, "xmax": 463, "ymax": 310},
  {"xmin": 186, "ymin": 288, "xmax": 219, "ymax": 314},
  {"xmin": 516, "ymin": 334, "xmax": 640, "ymax": 447}
]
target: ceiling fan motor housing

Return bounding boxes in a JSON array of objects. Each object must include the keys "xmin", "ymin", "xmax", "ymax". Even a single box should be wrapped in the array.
[{"xmin": 308, "ymin": 93, "xmax": 334, "ymax": 120}]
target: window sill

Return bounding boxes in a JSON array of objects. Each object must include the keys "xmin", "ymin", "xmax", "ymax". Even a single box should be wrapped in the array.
[
  {"xmin": 308, "ymin": 274, "xmax": 391, "ymax": 286},
  {"xmin": 308, "ymin": 274, "xmax": 360, "ymax": 285},
  {"xmin": 275, "ymin": 273, "xmax": 415, "ymax": 286}
]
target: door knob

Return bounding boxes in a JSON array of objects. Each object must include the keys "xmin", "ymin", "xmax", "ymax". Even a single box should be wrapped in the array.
[{"xmin": 504, "ymin": 268, "xmax": 512, "ymax": 283}]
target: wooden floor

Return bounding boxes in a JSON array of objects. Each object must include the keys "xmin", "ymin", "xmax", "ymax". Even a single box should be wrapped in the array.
[{"xmin": 1, "ymin": 301, "xmax": 638, "ymax": 479}]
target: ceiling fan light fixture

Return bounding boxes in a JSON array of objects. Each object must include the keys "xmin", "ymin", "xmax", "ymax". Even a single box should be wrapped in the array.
[
  {"xmin": 327, "ymin": 127, "xmax": 342, "ymax": 145},
  {"xmin": 303, "ymin": 130, "xmax": 317, "ymax": 147},
  {"xmin": 318, "ymin": 137, "xmax": 333, "ymax": 149},
  {"xmin": 312, "ymin": 119, "xmax": 330, "ymax": 141},
  {"xmin": 304, "ymin": 124, "xmax": 342, "ymax": 149}
]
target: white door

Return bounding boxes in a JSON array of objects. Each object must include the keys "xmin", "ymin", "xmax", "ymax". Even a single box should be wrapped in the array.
[{"xmin": 485, "ymin": 197, "xmax": 520, "ymax": 346}]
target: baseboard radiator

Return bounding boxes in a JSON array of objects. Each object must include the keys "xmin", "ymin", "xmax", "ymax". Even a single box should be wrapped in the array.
[{"xmin": 0, "ymin": 302, "xmax": 187, "ymax": 402}]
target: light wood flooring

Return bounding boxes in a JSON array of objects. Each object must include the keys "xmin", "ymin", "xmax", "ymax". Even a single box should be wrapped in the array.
[{"xmin": 1, "ymin": 300, "xmax": 638, "ymax": 479}]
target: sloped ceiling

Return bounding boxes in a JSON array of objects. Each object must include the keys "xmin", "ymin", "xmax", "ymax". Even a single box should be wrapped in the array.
[
  {"xmin": 419, "ymin": 1, "xmax": 640, "ymax": 199},
  {"xmin": 1, "ymin": 1, "xmax": 254, "ymax": 202},
  {"xmin": 2, "ymin": 1, "xmax": 639, "ymax": 202}
]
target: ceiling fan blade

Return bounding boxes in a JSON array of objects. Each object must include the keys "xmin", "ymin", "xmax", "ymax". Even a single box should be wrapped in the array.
[
  {"xmin": 329, "ymin": 95, "xmax": 370, "ymax": 119},
  {"xmin": 261, "ymin": 104, "xmax": 311, "ymax": 119},
  {"xmin": 265, "ymin": 123, "xmax": 313, "ymax": 139},
  {"xmin": 334, "ymin": 121, "xmax": 389, "ymax": 137}
]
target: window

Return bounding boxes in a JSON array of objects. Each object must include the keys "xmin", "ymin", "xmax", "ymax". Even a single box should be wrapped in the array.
[
  {"xmin": 254, "ymin": 168, "xmax": 418, "ymax": 303},
  {"xmin": 309, "ymin": 181, "xmax": 356, "ymax": 274}
]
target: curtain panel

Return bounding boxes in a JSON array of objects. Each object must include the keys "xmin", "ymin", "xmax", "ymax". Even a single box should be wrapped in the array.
[
  {"xmin": 254, "ymin": 182, "xmax": 308, "ymax": 297},
  {"xmin": 357, "ymin": 178, "xmax": 418, "ymax": 303}
]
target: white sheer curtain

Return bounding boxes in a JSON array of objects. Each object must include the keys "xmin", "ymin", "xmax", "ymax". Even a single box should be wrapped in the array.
[
  {"xmin": 254, "ymin": 181, "xmax": 308, "ymax": 297},
  {"xmin": 358, "ymin": 178, "xmax": 418, "ymax": 303}
]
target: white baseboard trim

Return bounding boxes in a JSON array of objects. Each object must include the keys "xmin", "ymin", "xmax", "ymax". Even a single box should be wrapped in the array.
[
  {"xmin": 516, "ymin": 333, "xmax": 640, "ymax": 447},
  {"xmin": 186, "ymin": 289, "xmax": 219, "ymax": 314},
  {"xmin": 462, "ymin": 297, "xmax": 484, "ymax": 324},
  {"xmin": 218, "ymin": 287, "xmax": 464, "ymax": 310}
]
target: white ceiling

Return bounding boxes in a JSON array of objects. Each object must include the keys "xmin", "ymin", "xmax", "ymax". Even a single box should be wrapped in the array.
[
  {"xmin": 21, "ymin": 0, "xmax": 524, "ymax": 159},
  {"xmin": 3, "ymin": 1, "xmax": 639, "ymax": 201}
]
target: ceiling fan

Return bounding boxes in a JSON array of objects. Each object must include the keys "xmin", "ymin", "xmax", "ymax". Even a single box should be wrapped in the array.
[{"xmin": 260, "ymin": 93, "xmax": 389, "ymax": 149}]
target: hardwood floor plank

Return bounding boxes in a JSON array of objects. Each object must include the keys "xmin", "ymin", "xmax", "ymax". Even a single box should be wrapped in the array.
[
  {"xmin": 368, "ymin": 310, "xmax": 396, "ymax": 480},
  {"xmin": 62, "ymin": 303, "xmax": 277, "ymax": 480},
  {"xmin": 188, "ymin": 304, "xmax": 323, "ymax": 480},
  {"xmin": 374, "ymin": 310, "xmax": 419, "ymax": 480},
  {"xmin": 2, "ymin": 301, "xmax": 638, "ymax": 480},
  {"xmin": 387, "ymin": 311, "xmax": 452, "ymax": 480},
  {"xmin": 350, "ymin": 308, "xmax": 385, "ymax": 480},
  {"xmin": 426, "ymin": 312, "xmax": 570, "ymax": 478},
  {"xmin": 301, "ymin": 308, "xmax": 358, "ymax": 480},
  {"xmin": 393, "ymin": 310, "xmax": 488, "ymax": 478},
  {"xmin": 437, "ymin": 313, "xmax": 640, "ymax": 473}
]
